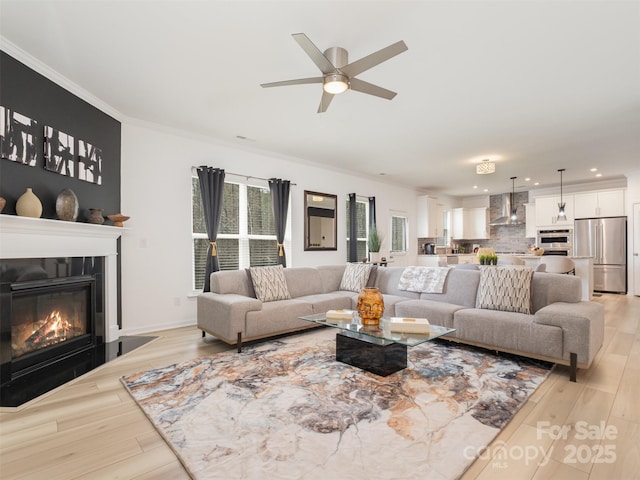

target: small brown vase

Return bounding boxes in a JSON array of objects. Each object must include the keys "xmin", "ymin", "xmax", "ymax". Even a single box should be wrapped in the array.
[
  {"xmin": 87, "ymin": 208, "xmax": 104, "ymax": 224},
  {"xmin": 357, "ymin": 287, "xmax": 385, "ymax": 325}
]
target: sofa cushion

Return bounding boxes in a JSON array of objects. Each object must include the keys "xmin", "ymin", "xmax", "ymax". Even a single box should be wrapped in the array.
[
  {"xmin": 453, "ymin": 308, "xmax": 563, "ymax": 359},
  {"xmin": 284, "ymin": 267, "xmax": 324, "ymax": 298},
  {"xmin": 476, "ymin": 266, "xmax": 533, "ymax": 314},
  {"xmin": 211, "ymin": 269, "xmax": 255, "ymax": 297},
  {"xmin": 296, "ymin": 291, "xmax": 354, "ymax": 314},
  {"xmin": 249, "ymin": 265, "xmax": 291, "ymax": 302},
  {"xmin": 394, "ymin": 299, "xmax": 465, "ymax": 329},
  {"xmin": 339, "ymin": 263, "xmax": 373, "ymax": 292},
  {"xmin": 419, "ymin": 269, "xmax": 480, "ymax": 307}
]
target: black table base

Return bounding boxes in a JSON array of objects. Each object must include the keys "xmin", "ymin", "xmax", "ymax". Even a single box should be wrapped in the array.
[{"xmin": 335, "ymin": 332, "xmax": 407, "ymax": 376}]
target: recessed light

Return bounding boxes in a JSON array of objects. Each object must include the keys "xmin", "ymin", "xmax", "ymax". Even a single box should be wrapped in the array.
[
  {"xmin": 590, "ymin": 168, "xmax": 598, "ymax": 172},
  {"xmin": 595, "ymin": 173, "xmax": 602, "ymax": 177},
  {"xmin": 473, "ymin": 185, "xmax": 478, "ymax": 189},
  {"xmin": 483, "ymin": 189, "xmax": 489, "ymax": 192},
  {"xmin": 525, "ymin": 177, "xmax": 531, "ymax": 182},
  {"xmin": 534, "ymin": 182, "xmax": 540, "ymax": 186}
]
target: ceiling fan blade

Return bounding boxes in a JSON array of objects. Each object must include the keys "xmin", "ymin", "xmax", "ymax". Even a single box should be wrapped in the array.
[
  {"xmin": 349, "ymin": 78, "xmax": 397, "ymax": 100},
  {"xmin": 317, "ymin": 91, "xmax": 334, "ymax": 113},
  {"xmin": 260, "ymin": 77, "xmax": 323, "ymax": 88},
  {"xmin": 340, "ymin": 40, "xmax": 408, "ymax": 78},
  {"xmin": 292, "ymin": 33, "xmax": 337, "ymax": 74}
]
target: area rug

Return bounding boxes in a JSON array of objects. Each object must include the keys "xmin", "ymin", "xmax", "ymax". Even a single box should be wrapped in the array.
[{"xmin": 121, "ymin": 329, "xmax": 551, "ymax": 480}]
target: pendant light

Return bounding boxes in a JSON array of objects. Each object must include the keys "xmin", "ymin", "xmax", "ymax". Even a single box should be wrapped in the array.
[
  {"xmin": 557, "ymin": 168, "xmax": 567, "ymax": 221},
  {"xmin": 510, "ymin": 176, "xmax": 518, "ymax": 221}
]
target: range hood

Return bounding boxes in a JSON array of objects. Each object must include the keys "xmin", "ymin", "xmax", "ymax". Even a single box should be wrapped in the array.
[{"xmin": 489, "ymin": 193, "xmax": 523, "ymax": 226}]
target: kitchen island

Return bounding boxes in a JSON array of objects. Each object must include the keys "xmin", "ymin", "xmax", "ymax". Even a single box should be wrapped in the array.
[
  {"xmin": 520, "ymin": 255, "xmax": 594, "ymax": 301},
  {"xmin": 416, "ymin": 253, "xmax": 593, "ymax": 301}
]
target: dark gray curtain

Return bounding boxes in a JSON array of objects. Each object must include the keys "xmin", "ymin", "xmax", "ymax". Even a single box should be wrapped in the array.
[
  {"xmin": 348, "ymin": 193, "xmax": 358, "ymax": 262},
  {"xmin": 197, "ymin": 166, "xmax": 225, "ymax": 292},
  {"xmin": 269, "ymin": 178, "xmax": 290, "ymax": 267},
  {"xmin": 368, "ymin": 196, "xmax": 376, "ymax": 230}
]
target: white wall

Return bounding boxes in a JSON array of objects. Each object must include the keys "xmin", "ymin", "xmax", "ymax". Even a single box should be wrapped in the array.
[{"xmin": 120, "ymin": 122, "xmax": 419, "ymax": 334}]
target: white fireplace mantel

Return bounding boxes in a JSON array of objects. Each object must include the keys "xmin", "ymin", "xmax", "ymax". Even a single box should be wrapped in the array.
[{"xmin": 0, "ymin": 214, "xmax": 126, "ymax": 341}]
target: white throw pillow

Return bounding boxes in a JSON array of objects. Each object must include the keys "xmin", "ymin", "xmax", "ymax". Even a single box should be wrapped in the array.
[
  {"xmin": 249, "ymin": 265, "xmax": 291, "ymax": 302},
  {"xmin": 339, "ymin": 263, "xmax": 373, "ymax": 292},
  {"xmin": 476, "ymin": 266, "xmax": 533, "ymax": 314}
]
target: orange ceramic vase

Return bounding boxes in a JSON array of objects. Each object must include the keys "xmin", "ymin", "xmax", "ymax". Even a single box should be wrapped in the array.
[{"xmin": 357, "ymin": 287, "xmax": 385, "ymax": 325}]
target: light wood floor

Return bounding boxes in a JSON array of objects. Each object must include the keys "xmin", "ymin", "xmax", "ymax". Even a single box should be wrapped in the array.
[{"xmin": 1, "ymin": 294, "xmax": 638, "ymax": 479}]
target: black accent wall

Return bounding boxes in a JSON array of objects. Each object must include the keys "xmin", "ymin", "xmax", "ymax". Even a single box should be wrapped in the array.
[{"xmin": 0, "ymin": 51, "xmax": 121, "ymax": 219}]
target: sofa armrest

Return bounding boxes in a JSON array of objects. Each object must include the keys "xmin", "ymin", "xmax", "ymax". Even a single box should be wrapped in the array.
[
  {"xmin": 534, "ymin": 301, "xmax": 604, "ymax": 366},
  {"xmin": 197, "ymin": 292, "xmax": 262, "ymax": 344}
]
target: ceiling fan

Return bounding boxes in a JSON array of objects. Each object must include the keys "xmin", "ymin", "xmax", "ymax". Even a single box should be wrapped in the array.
[{"xmin": 260, "ymin": 33, "xmax": 408, "ymax": 113}]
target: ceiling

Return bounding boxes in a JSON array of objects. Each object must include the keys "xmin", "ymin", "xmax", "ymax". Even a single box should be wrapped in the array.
[{"xmin": 1, "ymin": 0, "xmax": 639, "ymax": 197}]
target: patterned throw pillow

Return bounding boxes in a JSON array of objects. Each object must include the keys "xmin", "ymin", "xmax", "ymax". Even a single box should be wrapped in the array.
[
  {"xmin": 339, "ymin": 263, "xmax": 373, "ymax": 292},
  {"xmin": 248, "ymin": 265, "xmax": 291, "ymax": 302},
  {"xmin": 476, "ymin": 266, "xmax": 534, "ymax": 314}
]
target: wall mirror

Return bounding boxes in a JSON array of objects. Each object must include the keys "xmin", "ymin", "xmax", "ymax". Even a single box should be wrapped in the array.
[{"xmin": 304, "ymin": 190, "xmax": 337, "ymax": 250}]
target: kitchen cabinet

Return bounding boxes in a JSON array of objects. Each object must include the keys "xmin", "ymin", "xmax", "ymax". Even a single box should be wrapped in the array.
[
  {"xmin": 416, "ymin": 195, "xmax": 444, "ymax": 237},
  {"xmin": 525, "ymin": 203, "xmax": 536, "ymax": 238},
  {"xmin": 574, "ymin": 189, "xmax": 625, "ymax": 219},
  {"xmin": 535, "ymin": 195, "xmax": 574, "ymax": 227},
  {"xmin": 451, "ymin": 207, "xmax": 488, "ymax": 239}
]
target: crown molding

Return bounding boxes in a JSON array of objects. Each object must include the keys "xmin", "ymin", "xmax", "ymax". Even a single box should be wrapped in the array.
[{"xmin": 1, "ymin": 36, "xmax": 123, "ymax": 121}]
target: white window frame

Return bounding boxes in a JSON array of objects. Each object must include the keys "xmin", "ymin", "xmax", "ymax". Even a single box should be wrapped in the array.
[
  {"xmin": 192, "ymin": 176, "xmax": 290, "ymax": 292},
  {"xmin": 389, "ymin": 211, "xmax": 408, "ymax": 255}
]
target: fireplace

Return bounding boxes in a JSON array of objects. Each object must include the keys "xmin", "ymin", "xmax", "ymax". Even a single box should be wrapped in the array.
[
  {"xmin": 1, "ymin": 258, "xmax": 104, "ymax": 385},
  {"xmin": 7, "ymin": 276, "xmax": 96, "ymax": 380}
]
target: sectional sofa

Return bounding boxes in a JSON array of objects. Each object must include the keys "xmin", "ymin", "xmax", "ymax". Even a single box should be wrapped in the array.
[{"xmin": 197, "ymin": 264, "xmax": 604, "ymax": 381}]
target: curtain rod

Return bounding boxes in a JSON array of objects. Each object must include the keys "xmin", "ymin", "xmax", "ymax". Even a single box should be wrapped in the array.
[{"xmin": 191, "ymin": 166, "xmax": 296, "ymax": 185}]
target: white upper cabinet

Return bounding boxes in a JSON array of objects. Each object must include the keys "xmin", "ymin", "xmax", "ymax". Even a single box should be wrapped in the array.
[
  {"xmin": 574, "ymin": 189, "xmax": 625, "ymax": 218},
  {"xmin": 451, "ymin": 207, "xmax": 488, "ymax": 239},
  {"xmin": 535, "ymin": 195, "xmax": 574, "ymax": 227},
  {"xmin": 417, "ymin": 196, "xmax": 444, "ymax": 237}
]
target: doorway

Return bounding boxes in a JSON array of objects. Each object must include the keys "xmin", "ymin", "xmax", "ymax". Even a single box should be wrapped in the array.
[{"xmin": 634, "ymin": 203, "xmax": 640, "ymax": 296}]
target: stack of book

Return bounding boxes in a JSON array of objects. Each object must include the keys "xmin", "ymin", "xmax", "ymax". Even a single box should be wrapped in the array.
[
  {"xmin": 326, "ymin": 309, "xmax": 354, "ymax": 321},
  {"xmin": 389, "ymin": 317, "xmax": 430, "ymax": 334}
]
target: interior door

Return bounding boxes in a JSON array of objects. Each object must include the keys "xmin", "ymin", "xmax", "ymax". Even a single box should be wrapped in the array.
[{"xmin": 634, "ymin": 203, "xmax": 640, "ymax": 296}]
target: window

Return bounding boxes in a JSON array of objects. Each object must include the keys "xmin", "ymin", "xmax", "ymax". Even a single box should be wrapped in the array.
[
  {"xmin": 390, "ymin": 213, "xmax": 408, "ymax": 253},
  {"xmin": 346, "ymin": 198, "xmax": 369, "ymax": 261},
  {"xmin": 192, "ymin": 178, "xmax": 279, "ymax": 290}
]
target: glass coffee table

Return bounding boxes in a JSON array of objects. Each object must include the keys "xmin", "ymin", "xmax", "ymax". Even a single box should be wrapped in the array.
[{"xmin": 299, "ymin": 312, "xmax": 455, "ymax": 376}]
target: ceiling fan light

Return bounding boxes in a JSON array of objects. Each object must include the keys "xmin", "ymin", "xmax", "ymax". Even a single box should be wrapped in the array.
[
  {"xmin": 476, "ymin": 159, "xmax": 496, "ymax": 175},
  {"xmin": 323, "ymin": 74, "xmax": 349, "ymax": 94}
]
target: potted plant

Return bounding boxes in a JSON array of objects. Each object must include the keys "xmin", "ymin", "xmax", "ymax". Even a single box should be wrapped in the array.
[{"xmin": 368, "ymin": 226, "xmax": 383, "ymax": 263}]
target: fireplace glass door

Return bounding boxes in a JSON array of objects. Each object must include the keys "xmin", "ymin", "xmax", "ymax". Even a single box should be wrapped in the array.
[{"xmin": 8, "ymin": 276, "xmax": 96, "ymax": 378}]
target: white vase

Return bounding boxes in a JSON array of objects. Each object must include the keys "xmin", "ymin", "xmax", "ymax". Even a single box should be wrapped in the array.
[
  {"xmin": 369, "ymin": 252, "xmax": 382, "ymax": 264},
  {"xmin": 16, "ymin": 188, "xmax": 43, "ymax": 218}
]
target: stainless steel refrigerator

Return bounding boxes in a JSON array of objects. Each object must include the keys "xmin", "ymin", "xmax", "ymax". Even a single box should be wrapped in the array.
[{"xmin": 574, "ymin": 217, "xmax": 627, "ymax": 293}]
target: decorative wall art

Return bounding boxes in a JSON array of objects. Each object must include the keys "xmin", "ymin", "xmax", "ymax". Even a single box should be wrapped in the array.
[
  {"xmin": 0, "ymin": 106, "xmax": 40, "ymax": 166},
  {"xmin": 44, "ymin": 125, "xmax": 75, "ymax": 177},
  {"xmin": 78, "ymin": 139, "xmax": 103, "ymax": 185}
]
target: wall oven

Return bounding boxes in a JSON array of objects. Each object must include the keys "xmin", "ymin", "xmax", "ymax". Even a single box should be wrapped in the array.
[{"xmin": 536, "ymin": 228, "xmax": 573, "ymax": 256}]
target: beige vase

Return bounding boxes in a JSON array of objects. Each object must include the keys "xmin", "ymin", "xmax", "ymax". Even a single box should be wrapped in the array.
[{"xmin": 16, "ymin": 188, "xmax": 43, "ymax": 218}]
